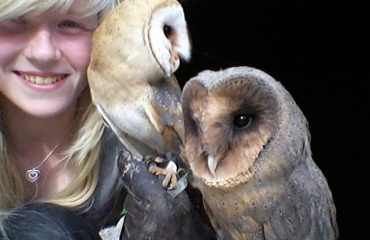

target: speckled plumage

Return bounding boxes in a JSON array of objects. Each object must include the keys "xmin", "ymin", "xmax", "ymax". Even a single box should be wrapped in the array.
[
  {"xmin": 181, "ymin": 66, "xmax": 339, "ymax": 240},
  {"xmin": 87, "ymin": 0, "xmax": 190, "ymax": 159}
]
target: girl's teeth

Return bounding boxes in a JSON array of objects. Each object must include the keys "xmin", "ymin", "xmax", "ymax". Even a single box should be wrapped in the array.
[{"xmin": 23, "ymin": 75, "xmax": 63, "ymax": 85}]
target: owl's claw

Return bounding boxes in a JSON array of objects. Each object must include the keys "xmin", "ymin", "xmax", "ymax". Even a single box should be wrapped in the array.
[
  {"xmin": 145, "ymin": 156, "xmax": 178, "ymax": 190},
  {"xmin": 149, "ymin": 161, "xmax": 178, "ymax": 190}
]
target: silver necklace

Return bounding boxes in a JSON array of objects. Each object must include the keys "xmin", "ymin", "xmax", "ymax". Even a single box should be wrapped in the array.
[
  {"xmin": 25, "ymin": 141, "xmax": 63, "ymax": 182},
  {"xmin": 11, "ymin": 123, "xmax": 75, "ymax": 183},
  {"xmin": 2, "ymin": 113, "xmax": 76, "ymax": 183}
]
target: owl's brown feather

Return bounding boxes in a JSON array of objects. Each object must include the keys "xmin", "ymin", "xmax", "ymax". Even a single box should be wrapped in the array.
[
  {"xmin": 87, "ymin": 0, "xmax": 191, "ymax": 191},
  {"xmin": 181, "ymin": 66, "xmax": 339, "ymax": 240}
]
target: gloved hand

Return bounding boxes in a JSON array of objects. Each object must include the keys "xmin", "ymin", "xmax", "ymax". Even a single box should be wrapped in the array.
[{"xmin": 117, "ymin": 149, "xmax": 217, "ymax": 240}]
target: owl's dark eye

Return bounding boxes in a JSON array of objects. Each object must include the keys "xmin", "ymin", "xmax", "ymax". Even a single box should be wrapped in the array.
[
  {"xmin": 163, "ymin": 24, "xmax": 173, "ymax": 38},
  {"xmin": 233, "ymin": 114, "xmax": 253, "ymax": 129}
]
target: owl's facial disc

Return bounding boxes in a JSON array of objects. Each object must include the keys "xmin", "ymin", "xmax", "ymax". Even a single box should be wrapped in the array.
[
  {"xmin": 163, "ymin": 23, "xmax": 190, "ymax": 73},
  {"xmin": 163, "ymin": 25, "xmax": 179, "ymax": 71},
  {"xmin": 149, "ymin": 5, "xmax": 191, "ymax": 75},
  {"xmin": 207, "ymin": 155, "xmax": 220, "ymax": 176}
]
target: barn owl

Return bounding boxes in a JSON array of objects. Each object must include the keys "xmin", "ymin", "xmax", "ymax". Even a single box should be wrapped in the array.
[
  {"xmin": 87, "ymin": 0, "xmax": 191, "ymax": 189},
  {"xmin": 181, "ymin": 66, "xmax": 339, "ymax": 240}
]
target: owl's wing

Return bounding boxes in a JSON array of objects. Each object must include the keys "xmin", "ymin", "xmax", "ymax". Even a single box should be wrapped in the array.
[
  {"xmin": 95, "ymin": 104, "xmax": 143, "ymax": 159},
  {"xmin": 145, "ymin": 74, "xmax": 184, "ymax": 153},
  {"xmin": 261, "ymin": 170, "xmax": 339, "ymax": 240},
  {"xmin": 202, "ymin": 199, "xmax": 224, "ymax": 239}
]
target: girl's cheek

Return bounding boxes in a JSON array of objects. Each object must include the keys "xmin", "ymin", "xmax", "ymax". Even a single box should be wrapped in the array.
[{"xmin": 58, "ymin": 34, "xmax": 93, "ymax": 68}]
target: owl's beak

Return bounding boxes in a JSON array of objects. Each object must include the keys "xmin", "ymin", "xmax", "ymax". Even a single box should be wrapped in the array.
[
  {"xmin": 170, "ymin": 51, "xmax": 181, "ymax": 72},
  {"xmin": 207, "ymin": 155, "xmax": 220, "ymax": 176}
]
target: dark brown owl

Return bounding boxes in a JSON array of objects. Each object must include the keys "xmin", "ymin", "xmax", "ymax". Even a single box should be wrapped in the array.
[{"xmin": 181, "ymin": 66, "xmax": 339, "ymax": 240}]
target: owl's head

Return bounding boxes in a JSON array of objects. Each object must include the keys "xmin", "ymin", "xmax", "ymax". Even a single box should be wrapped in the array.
[
  {"xmin": 182, "ymin": 66, "xmax": 310, "ymax": 188},
  {"xmin": 148, "ymin": 0, "xmax": 191, "ymax": 75}
]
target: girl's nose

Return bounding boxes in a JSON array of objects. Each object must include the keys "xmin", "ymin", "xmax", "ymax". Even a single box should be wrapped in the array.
[{"xmin": 23, "ymin": 28, "xmax": 62, "ymax": 64}]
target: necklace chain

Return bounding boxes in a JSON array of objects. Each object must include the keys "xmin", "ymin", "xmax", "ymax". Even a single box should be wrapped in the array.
[
  {"xmin": 10, "ymin": 123, "xmax": 75, "ymax": 183},
  {"xmin": 24, "ymin": 140, "xmax": 64, "ymax": 182}
]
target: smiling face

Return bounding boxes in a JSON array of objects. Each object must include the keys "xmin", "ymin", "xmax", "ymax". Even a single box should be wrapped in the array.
[{"xmin": 0, "ymin": 0, "xmax": 98, "ymax": 118}]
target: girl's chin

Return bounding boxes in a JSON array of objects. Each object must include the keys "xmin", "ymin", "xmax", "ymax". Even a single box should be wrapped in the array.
[{"xmin": 20, "ymin": 101, "xmax": 76, "ymax": 118}]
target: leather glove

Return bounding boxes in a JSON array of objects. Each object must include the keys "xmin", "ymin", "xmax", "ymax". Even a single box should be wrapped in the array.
[{"xmin": 117, "ymin": 149, "xmax": 217, "ymax": 240}]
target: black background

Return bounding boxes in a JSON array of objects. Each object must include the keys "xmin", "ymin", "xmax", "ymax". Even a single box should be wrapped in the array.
[{"xmin": 176, "ymin": 1, "xmax": 368, "ymax": 239}]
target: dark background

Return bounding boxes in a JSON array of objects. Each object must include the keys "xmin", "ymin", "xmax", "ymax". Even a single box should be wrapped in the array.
[{"xmin": 176, "ymin": 1, "xmax": 368, "ymax": 239}]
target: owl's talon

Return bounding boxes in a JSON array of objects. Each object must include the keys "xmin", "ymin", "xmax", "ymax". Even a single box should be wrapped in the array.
[
  {"xmin": 148, "ymin": 161, "xmax": 178, "ymax": 190},
  {"xmin": 161, "ymin": 172, "xmax": 177, "ymax": 190},
  {"xmin": 144, "ymin": 156, "xmax": 155, "ymax": 166},
  {"xmin": 154, "ymin": 156, "xmax": 165, "ymax": 164}
]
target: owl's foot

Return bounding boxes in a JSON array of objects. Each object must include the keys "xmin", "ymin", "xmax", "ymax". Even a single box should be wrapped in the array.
[{"xmin": 144, "ymin": 156, "xmax": 178, "ymax": 190}]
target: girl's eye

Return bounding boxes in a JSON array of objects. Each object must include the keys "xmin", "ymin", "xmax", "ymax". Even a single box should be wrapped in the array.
[
  {"xmin": 59, "ymin": 20, "xmax": 80, "ymax": 28},
  {"xmin": 58, "ymin": 20, "xmax": 93, "ymax": 34},
  {"xmin": 0, "ymin": 17, "xmax": 27, "ymax": 32},
  {"xmin": 1, "ymin": 17, "xmax": 26, "ymax": 27}
]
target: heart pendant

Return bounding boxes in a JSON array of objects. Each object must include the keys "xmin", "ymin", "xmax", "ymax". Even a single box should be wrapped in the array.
[{"xmin": 26, "ymin": 168, "xmax": 41, "ymax": 183}]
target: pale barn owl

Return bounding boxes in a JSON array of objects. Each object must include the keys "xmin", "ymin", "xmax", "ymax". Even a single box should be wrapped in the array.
[
  {"xmin": 87, "ymin": 0, "xmax": 191, "ymax": 188},
  {"xmin": 181, "ymin": 66, "xmax": 339, "ymax": 240}
]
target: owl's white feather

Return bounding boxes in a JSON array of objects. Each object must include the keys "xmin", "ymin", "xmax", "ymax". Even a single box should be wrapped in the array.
[{"xmin": 150, "ymin": 5, "xmax": 191, "ymax": 75}]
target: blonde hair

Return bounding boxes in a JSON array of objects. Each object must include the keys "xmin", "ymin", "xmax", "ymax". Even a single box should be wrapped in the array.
[
  {"xmin": 42, "ymin": 89, "xmax": 105, "ymax": 210},
  {"xmin": 0, "ymin": 90, "xmax": 106, "ymax": 236},
  {"xmin": 0, "ymin": 0, "xmax": 118, "ymax": 22},
  {"xmin": 0, "ymin": 0, "xmax": 119, "ymax": 237}
]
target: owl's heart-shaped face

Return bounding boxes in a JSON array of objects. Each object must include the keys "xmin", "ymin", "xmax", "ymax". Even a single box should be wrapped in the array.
[{"xmin": 181, "ymin": 68, "xmax": 281, "ymax": 187}]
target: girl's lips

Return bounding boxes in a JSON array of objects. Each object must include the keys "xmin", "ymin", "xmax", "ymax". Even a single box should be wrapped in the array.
[{"xmin": 16, "ymin": 72, "xmax": 67, "ymax": 85}]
